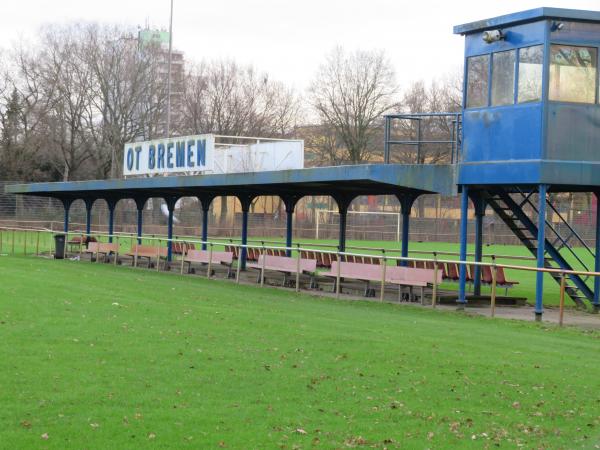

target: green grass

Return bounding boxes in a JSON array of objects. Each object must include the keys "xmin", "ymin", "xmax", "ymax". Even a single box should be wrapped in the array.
[
  {"xmin": 1, "ymin": 255, "xmax": 600, "ymax": 448},
  {"xmin": 1, "ymin": 229, "xmax": 596, "ymax": 306}
]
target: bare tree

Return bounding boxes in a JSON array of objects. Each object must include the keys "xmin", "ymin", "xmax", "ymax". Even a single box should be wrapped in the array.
[
  {"xmin": 309, "ymin": 47, "xmax": 398, "ymax": 164},
  {"xmin": 84, "ymin": 24, "xmax": 167, "ymax": 178}
]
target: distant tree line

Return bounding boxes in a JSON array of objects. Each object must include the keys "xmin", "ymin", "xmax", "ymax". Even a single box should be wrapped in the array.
[{"xmin": 0, "ymin": 23, "xmax": 461, "ymax": 183}]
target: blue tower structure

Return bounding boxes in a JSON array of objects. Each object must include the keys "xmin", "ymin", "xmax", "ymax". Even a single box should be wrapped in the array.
[{"xmin": 454, "ymin": 8, "xmax": 600, "ymax": 318}]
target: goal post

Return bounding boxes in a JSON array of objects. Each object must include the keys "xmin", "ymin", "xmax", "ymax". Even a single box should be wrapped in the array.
[{"xmin": 314, "ymin": 209, "xmax": 402, "ymax": 242}]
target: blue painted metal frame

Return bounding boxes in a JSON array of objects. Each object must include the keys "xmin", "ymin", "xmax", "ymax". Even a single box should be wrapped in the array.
[
  {"xmin": 398, "ymin": 194, "xmax": 417, "ymax": 267},
  {"xmin": 134, "ymin": 198, "xmax": 146, "ymax": 245},
  {"xmin": 535, "ymin": 185, "xmax": 547, "ymax": 318},
  {"xmin": 457, "ymin": 186, "xmax": 469, "ymax": 305},
  {"xmin": 470, "ymin": 193, "xmax": 486, "ymax": 296}
]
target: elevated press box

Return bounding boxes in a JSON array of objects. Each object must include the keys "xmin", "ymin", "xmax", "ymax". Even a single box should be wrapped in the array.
[{"xmin": 454, "ymin": 8, "xmax": 600, "ymax": 187}]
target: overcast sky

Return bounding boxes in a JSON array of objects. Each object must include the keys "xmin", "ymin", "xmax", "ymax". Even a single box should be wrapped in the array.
[{"xmin": 1, "ymin": 0, "xmax": 599, "ymax": 90}]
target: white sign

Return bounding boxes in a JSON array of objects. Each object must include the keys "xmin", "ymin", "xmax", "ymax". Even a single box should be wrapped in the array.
[
  {"xmin": 123, "ymin": 134, "xmax": 215, "ymax": 176},
  {"xmin": 123, "ymin": 134, "xmax": 304, "ymax": 177}
]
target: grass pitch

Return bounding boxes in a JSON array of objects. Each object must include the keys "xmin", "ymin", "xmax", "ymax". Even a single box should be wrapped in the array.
[{"xmin": 1, "ymin": 256, "xmax": 600, "ymax": 448}]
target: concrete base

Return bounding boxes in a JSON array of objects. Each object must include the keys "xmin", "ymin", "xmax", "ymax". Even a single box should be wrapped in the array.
[{"xmin": 535, "ymin": 312, "xmax": 543, "ymax": 322}]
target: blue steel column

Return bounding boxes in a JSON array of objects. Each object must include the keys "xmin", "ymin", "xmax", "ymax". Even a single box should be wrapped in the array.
[
  {"xmin": 199, "ymin": 196, "xmax": 214, "ymax": 252},
  {"xmin": 135, "ymin": 198, "xmax": 146, "ymax": 245},
  {"xmin": 595, "ymin": 192, "xmax": 600, "ymax": 311},
  {"xmin": 398, "ymin": 195, "xmax": 416, "ymax": 267},
  {"xmin": 238, "ymin": 195, "xmax": 254, "ymax": 271},
  {"xmin": 283, "ymin": 196, "xmax": 300, "ymax": 257},
  {"xmin": 472, "ymin": 194, "xmax": 485, "ymax": 296},
  {"xmin": 535, "ymin": 185, "xmax": 548, "ymax": 320},
  {"xmin": 84, "ymin": 199, "xmax": 93, "ymax": 236},
  {"xmin": 338, "ymin": 206, "xmax": 347, "ymax": 254},
  {"xmin": 107, "ymin": 200, "xmax": 116, "ymax": 243},
  {"xmin": 201, "ymin": 207, "xmax": 209, "ymax": 251},
  {"xmin": 164, "ymin": 197, "xmax": 178, "ymax": 262},
  {"xmin": 240, "ymin": 205, "xmax": 250, "ymax": 270},
  {"xmin": 62, "ymin": 199, "xmax": 71, "ymax": 234},
  {"xmin": 457, "ymin": 186, "xmax": 469, "ymax": 307},
  {"xmin": 285, "ymin": 209, "xmax": 294, "ymax": 257}
]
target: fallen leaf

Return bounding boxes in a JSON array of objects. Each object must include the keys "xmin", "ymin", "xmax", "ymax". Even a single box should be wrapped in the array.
[
  {"xmin": 41, "ymin": 433, "xmax": 49, "ymax": 440},
  {"xmin": 295, "ymin": 428, "xmax": 307, "ymax": 435}
]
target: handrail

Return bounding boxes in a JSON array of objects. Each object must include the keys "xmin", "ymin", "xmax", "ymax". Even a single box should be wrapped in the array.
[
  {"xmin": 544, "ymin": 197, "xmax": 595, "ymax": 258},
  {"xmin": 515, "ymin": 188, "xmax": 591, "ymax": 272},
  {"xmin": 0, "ymin": 224, "xmax": 595, "ymax": 277},
  {"xmin": 2, "ymin": 224, "xmax": 598, "ymax": 325},
  {"xmin": 383, "ymin": 112, "xmax": 462, "ymax": 164}
]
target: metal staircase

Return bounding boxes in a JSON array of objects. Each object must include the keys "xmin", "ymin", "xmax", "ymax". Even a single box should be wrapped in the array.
[{"xmin": 482, "ymin": 187, "xmax": 594, "ymax": 308}]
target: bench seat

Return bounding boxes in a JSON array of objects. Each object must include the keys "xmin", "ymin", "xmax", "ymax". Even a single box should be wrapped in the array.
[
  {"xmin": 183, "ymin": 250, "xmax": 234, "ymax": 277},
  {"xmin": 247, "ymin": 255, "xmax": 317, "ymax": 287}
]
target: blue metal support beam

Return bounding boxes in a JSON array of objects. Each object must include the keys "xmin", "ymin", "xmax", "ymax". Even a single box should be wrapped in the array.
[
  {"xmin": 164, "ymin": 196, "xmax": 178, "ymax": 262},
  {"xmin": 238, "ymin": 195, "xmax": 254, "ymax": 271},
  {"xmin": 470, "ymin": 193, "xmax": 486, "ymax": 296},
  {"xmin": 458, "ymin": 185, "xmax": 469, "ymax": 307},
  {"xmin": 199, "ymin": 196, "xmax": 215, "ymax": 251},
  {"xmin": 535, "ymin": 184, "xmax": 548, "ymax": 320},
  {"xmin": 397, "ymin": 194, "xmax": 418, "ymax": 267},
  {"xmin": 106, "ymin": 199, "xmax": 117, "ymax": 243},
  {"xmin": 333, "ymin": 195, "xmax": 355, "ymax": 257},
  {"xmin": 61, "ymin": 199, "xmax": 72, "ymax": 234},
  {"xmin": 84, "ymin": 199, "xmax": 94, "ymax": 237},
  {"xmin": 594, "ymin": 192, "xmax": 600, "ymax": 311},
  {"xmin": 282, "ymin": 196, "xmax": 302, "ymax": 257},
  {"xmin": 134, "ymin": 198, "xmax": 146, "ymax": 245}
]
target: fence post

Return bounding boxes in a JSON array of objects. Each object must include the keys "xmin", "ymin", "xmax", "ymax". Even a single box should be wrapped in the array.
[
  {"xmin": 491, "ymin": 261, "xmax": 497, "ymax": 318},
  {"xmin": 379, "ymin": 253, "xmax": 387, "ymax": 302},
  {"xmin": 134, "ymin": 241, "xmax": 139, "ymax": 268},
  {"xmin": 23, "ymin": 230, "xmax": 27, "ymax": 256},
  {"xmin": 260, "ymin": 244, "xmax": 266, "ymax": 287},
  {"xmin": 335, "ymin": 251, "xmax": 341, "ymax": 299},
  {"xmin": 207, "ymin": 243, "xmax": 213, "ymax": 278},
  {"xmin": 559, "ymin": 272, "xmax": 566, "ymax": 327},
  {"xmin": 11, "ymin": 229, "xmax": 15, "ymax": 255},
  {"xmin": 35, "ymin": 231, "xmax": 39, "ymax": 256},
  {"xmin": 0, "ymin": 230, "xmax": 3, "ymax": 254},
  {"xmin": 315, "ymin": 211, "xmax": 320, "ymax": 240},
  {"xmin": 235, "ymin": 244, "xmax": 242, "ymax": 284},
  {"xmin": 114, "ymin": 235, "xmax": 119, "ymax": 266},
  {"xmin": 79, "ymin": 233, "xmax": 84, "ymax": 259},
  {"xmin": 295, "ymin": 243, "xmax": 301, "ymax": 292},
  {"xmin": 432, "ymin": 252, "xmax": 438, "ymax": 308}
]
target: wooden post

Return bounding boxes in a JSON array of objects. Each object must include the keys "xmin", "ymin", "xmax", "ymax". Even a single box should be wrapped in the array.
[
  {"xmin": 335, "ymin": 252, "xmax": 341, "ymax": 299},
  {"xmin": 379, "ymin": 254, "xmax": 387, "ymax": 302},
  {"xmin": 114, "ymin": 235, "xmax": 119, "ymax": 266},
  {"xmin": 491, "ymin": 263, "xmax": 497, "ymax": 318},
  {"xmin": 260, "ymin": 245, "xmax": 266, "ymax": 287},
  {"xmin": 235, "ymin": 244, "xmax": 242, "ymax": 284},
  {"xmin": 35, "ymin": 231, "xmax": 40, "ymax": 256},
  {"xmin": 432, "ymin": 253, "xmax": 438, "ymax": 308},
  {"xmin": 23, "ymin": 230, "xmax": 27, "ymax": 255},
  {"xmin": 207, "ymin": 243, "xmax": 213, "ymax": 278},
  {"xmin": 79, "ymin": 233, "xmax": 84, "ymax": 259},
  {"xmin": 559, "ymin": 272, "xmax": 566, "ymax": 327},
  {"xmin": 96, "ymin": 240, "xmax": 100, "ymax": 264},
  {"xmin": 12, "ymin": 229, "xmax": 15, "ymax": 254},
  {"xmin": 295, "ymin": 243, "xmax": 301, "ymax": 292}
]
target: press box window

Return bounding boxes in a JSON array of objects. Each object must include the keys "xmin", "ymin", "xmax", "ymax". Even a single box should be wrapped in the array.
[
  {"xmin": 466, "ymin": 54, "xmax": 489, "ymax": 108},
  {"xmin": 491, "ymin": 50, "xmax": 515, "ymax": 106},
  {"xmin": 549, "ymin": 44, "xmax": 597, "ymax": 103},
  {"xmin": 518, "ymin": 45, "xmax": 543, "ymax": 103}
]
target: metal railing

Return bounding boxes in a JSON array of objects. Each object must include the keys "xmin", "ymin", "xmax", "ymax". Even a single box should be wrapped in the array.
[
  {"xmin": 2, "ymin": 225, "xmax": 599, "ymax": 328},
  {"xmin": 383, "ymin": 113, "xmax": 462, "ymax": 164}
]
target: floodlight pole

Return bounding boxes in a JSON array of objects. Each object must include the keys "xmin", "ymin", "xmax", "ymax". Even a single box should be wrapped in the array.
[{"xmin": 165, "ymin": 0, "xmax": 174, "ymax": 138}]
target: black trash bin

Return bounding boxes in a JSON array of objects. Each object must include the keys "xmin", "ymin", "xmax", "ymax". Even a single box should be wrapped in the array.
[{"xmin": 54, "ymin": 234, "xmax": 66, "ymax": 259}]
